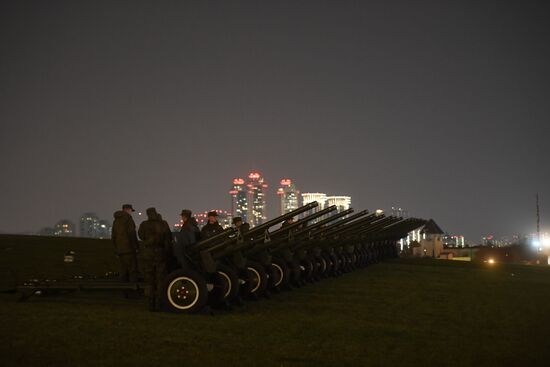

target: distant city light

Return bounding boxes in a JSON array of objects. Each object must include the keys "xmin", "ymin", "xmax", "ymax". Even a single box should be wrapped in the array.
[{"xmin": 488, "ymin": 258, "xmax": 495, "ymax": 264}]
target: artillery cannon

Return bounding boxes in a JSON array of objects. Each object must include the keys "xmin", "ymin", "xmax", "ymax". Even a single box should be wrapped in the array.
[{"xmin": 160, "ymin": 202, "xmax": 321, "ymax": 312}]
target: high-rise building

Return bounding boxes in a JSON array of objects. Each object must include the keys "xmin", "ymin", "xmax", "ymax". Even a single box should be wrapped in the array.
[
  {"xmin": 326, "ymin": 196, "xmax": 351, "ymax": 213},
  {"xmin": 54, "ymin": 220, "xmax": 75, "ymax": 237},
  {"xmin": 277, "ymin": 179, "xmax": 300, "ymax": 215},
  {"xmin": 79, "ymin": 212, "xmax": 100, "ymax": 238},
  {"xmin": 229, "ymin": 178, "xmax": 248, "ymax": 223},
  {"xmin": 247, "ymin": 171, "xmax": 268, "ymax": 227},
  {"xmin": 301, "ymin": 193, "xmax": 327, "ymax": 209}
]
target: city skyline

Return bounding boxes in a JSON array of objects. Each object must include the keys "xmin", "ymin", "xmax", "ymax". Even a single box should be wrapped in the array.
[
  {"xmin": 24, "ymin": 174, "xmax": 547, "ymax": 245},
  {"xmin": 3, "ymin": 167, "xmax": 547, "ymax": 244}
]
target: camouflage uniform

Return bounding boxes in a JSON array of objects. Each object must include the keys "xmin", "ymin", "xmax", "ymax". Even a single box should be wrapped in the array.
[
  {"xmin": 112, "ymin": 210, "xmax": 139, "ymax": 282},
  {"xmin": 138, "ymin": 208, "xmax": 169, "ymax": 311}
]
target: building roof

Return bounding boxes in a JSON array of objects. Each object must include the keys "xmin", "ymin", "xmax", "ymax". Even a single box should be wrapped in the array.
[{"xmin": 421, "ymin": 219, "xmax": 445, "ymax": 235}]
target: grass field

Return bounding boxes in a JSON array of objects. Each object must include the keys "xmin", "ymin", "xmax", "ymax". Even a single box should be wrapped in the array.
[{"xmin": 1, "ymin": 235, "xmax": 550, "ymax": 367}]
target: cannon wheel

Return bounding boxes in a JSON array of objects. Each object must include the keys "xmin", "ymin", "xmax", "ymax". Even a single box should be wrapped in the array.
[
  {"xmin": 270, "ymin": 257, "xmax": 290, "ymax": 289},
  {"xmin": 211, "ymin": 264, "xmax": 239, "ymax": 303},
  {"xmin": 160, "ymin": 269, "xmax": 208, "ymax": 313},
  {"xmin": 241, "ymin": 260, "xmax": 268, "ymax": 297},
  {"xmin": 320, "ymin": 253, "xmax": 333, "ymax": 277},
  {"xmin": 316, "ymin": 254, "xmax": 328, "ymax": 277}
]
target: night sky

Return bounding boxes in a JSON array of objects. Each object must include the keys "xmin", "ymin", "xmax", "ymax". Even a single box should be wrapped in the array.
[{"xmin": 1, "ymin": 0, "xmax": 549, "ymax": 242}]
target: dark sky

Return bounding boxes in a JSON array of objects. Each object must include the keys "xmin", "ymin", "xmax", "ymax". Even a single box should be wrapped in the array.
[{"xmin": 1, "ymin": 0, "xmax": 549, "ymax": 242}]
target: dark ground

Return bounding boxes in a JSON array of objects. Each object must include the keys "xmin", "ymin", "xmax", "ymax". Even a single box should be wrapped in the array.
[{"xmin": 1, "ymin": 235, "xmax": 549, "ymax": 367}]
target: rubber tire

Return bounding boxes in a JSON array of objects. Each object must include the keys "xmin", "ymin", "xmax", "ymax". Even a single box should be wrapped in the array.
[
  {"xmin": 241, "ymin": 260, "xmax": 269, "ymax": 297},
  {"xmin": 208, "ymin": 264, "xmax": 240, "ymax": 305},
  {"xmin": 315, "ymin": 254, "xmax": 328, "ymax": 278},
  {"xmin": 160, "ymin": 269, "xmax": 208, "ymax": 314},
  {"xmin": 270, "ymin": 257, "xmax": 290, "ymax": 289}
]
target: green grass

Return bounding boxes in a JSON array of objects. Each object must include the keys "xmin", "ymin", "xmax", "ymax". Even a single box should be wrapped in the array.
[{"xmin": 1, "ymin": 235, "xmax": 550, "ymax": 367}]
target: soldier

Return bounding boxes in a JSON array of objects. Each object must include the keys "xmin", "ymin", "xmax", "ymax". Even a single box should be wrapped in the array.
[
  {"xmin": 157, "ymin": 214, "xmax": 173, "ymax": 252},
  {"xmin": 138, "ymin": 207, "xmax": 168, "ymax": 311},
  {"xmin": 173, "ymin": 209, "xmax": 198, "ymax": 269},
  {"xmin": 189, "ymin": 215, "xmax": 202, "ymax": 242},
  {"xmin": 201, "ymin": 210, "xmax": 224, "ymax": 239},
  {"xmin": 111, "ymin": 204, "xmax": 139, "ymax": 282},
  {"xmin": 232, "ymin": 216, "xmax": 250, "ymax": 235},
  {"xmin": 158, "ymin": 213, "xmax": 176, "ymax": 271}
]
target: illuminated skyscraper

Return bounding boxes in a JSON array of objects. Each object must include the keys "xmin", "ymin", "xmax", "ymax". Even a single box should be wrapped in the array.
[
  {"xmin": 229, "ymin": 178, "xmax": 248, "ymax": 223},
  {"xmin": 301, "ymin": 193, "xmax": 327, "ymax": 209},
  {"xmin": 277, "ymin": 179, "xmax": 300, "ymax": 215},
  {"xmin": 247, "ymin": 171, "xmax": 268, "ymax": 227},
  {"xmin": 326, "ymin": 196, "xmax": 351, "ymax": 213},
  {"xmin": 79, "ymin": 212, "xmax": 100, "ymax": 238}
]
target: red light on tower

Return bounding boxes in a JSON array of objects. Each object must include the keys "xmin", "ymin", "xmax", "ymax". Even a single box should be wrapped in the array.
[
  {"xmin": 233, "ymin": 178, "xmax": 245, "ymax": 185},
  {"xmin": 248, "ymin": 172, "xmax": 261, "ymax": 180},
  {"xmin": 280, "ymin": 179, "xmax": 292, "ymax": 186},
  {"xmin": 229, "ymin": 190, "xmax": 238, "ymax": 195},
  {"xmin": 277, "ymin": 188, "xmax": 284, "ymax": 195}
]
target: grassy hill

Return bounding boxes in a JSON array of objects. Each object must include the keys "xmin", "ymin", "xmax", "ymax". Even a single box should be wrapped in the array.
[{"xmin": 1, "ymin": 235, "xmax": 550, "ymax": 367}]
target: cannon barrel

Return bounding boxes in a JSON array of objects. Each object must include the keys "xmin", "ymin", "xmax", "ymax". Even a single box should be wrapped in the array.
[
  {"xmin": 308, "ymin": 210, "xmax": 371, "ymax": 239},
  {"xmin": 205, "ymin": 202, "xmax": 320, "ymax": 257},
  {"xmin": 353, "ymin": 216, "xmax": 402, "ymax": 237},
  {"xmin": 292, "ymin": 208, "xmax": 357, "ymax": 239},
  {"xmin": 270, "ymin": 209, "xmax": 369, "ymax": 253},
  {"xmin": 245, "ymin": 207, "xmax": 354, "ymax": 256},
  {"xmin": 268, "ymin": 205, "xmax": 338, "ymax": 240},
  {"xmin": 245, "ymin": 201, "xmax": 320, "ymax": 240},
  {"xmin": 217, "ymin": 205, "xmax": 338, "ymax": 259},
  {"xmin": 367, "ymin": 218, "xmax": 426, "ymax": 241},
  {"xmin": 317, "ymin": 212, "xmax": 378, "ymax": 239},
  {"xmin": 188, "ymin": 227, "xmax": 238, "ymax": 254},
  {"xmin": 336, "ymin": 216, "xmax": 399, "ymax": 239}
]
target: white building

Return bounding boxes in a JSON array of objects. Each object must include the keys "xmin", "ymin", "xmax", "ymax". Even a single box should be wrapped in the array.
[
  {"xmin": 301, "ymin": 193, "xmax": 327, "ymax": 209},
  {"xmin": 326, "ymin": 196, "xmax": 351, "ymax": 213},
  {"xmin": 399, "ymin": 219, "xmax": 444, "ymax": 258}
]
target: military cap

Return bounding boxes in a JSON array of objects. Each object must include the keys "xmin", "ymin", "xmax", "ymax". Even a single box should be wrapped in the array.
[
  {"xmin": 232, "ymin": 216, "xmax": 243, "ymax": 224},
  {"xmin": 146, "ymin": 207, "xmax": 157, "ymax": 216},
  {"xmin": 207, "ymin": 210, "xmax": 218, "ymax": 217},
  {"xmin": 180, "ymin": 209, "xmax": 192, "ymax": 218},
  {"xmin": 122, "ymin": 204, "xmax": 135, "ymax": 212}
]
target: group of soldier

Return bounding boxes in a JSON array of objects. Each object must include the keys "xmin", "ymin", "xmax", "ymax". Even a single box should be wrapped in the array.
[{"xmin": 111, "ymin": 203, "xmax": 249, "ymax": 311}]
